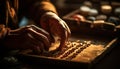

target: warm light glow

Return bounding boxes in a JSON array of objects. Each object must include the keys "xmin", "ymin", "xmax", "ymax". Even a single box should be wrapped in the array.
[{"xmin": 101, "ymin": 5, "xmax": 112, "ymax": 10}]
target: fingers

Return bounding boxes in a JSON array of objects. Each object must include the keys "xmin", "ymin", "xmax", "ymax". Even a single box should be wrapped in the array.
[
  {"xmin": 27, "ymin": 25, "xmax": 54, "ymax": 43},
  {"xmin": 27, "ymin": 27, "xmax": 50, "ymax": 51},
  {"xmin": 59, "ymin": 19, "xmax": 71, "ymax": 40},
  {"xmin": 9, "ymin": 25, "xmax": 51, "ymax": 52},
  {"xmin": 48, "ymin": 19, "xmax": 70, "ymax": 51},
  {"xmin": 9, "ymin": 26, "xmax": 31, "ymax": 35},
  {"xmin": 40, "ymin": 12, "xmax": 71, "ymax": 51},
  {"xmin": 30, "ymin": 25, "xmax": 49, "ymax": 38},
  {"xmin": 57, "ymin": 20, "xmax": 71, "ymax": 50}
]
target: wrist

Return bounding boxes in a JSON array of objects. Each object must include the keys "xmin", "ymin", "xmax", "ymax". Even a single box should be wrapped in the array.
[{"xmin": 40, "ymin": 11, "xmax": 60, "ymax": 21}]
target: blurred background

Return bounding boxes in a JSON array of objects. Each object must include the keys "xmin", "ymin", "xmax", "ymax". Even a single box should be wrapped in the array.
[{"xmin": 51, "ymin": 0, "xmax": 120, "ymax": 17}]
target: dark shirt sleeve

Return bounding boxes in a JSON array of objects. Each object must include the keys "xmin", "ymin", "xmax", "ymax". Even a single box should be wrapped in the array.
[
  {"xmin": 0, "ymin": 24, "xmax": 9, "ymax": 51},
  {"xmin": 19, "ymin": 0, "xmax": 57, "ymax": 24},
  {"xmin": 32, "ymin": 0, "xmax": 58, "ymax": 24},
  {"xmin": 0, "ymin": 24, "xmax": 9, "ymax": 42}
]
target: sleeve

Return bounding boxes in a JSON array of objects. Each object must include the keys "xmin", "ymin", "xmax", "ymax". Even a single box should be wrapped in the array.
[
  {"xmin": 28, "ymin": 0, "xmax": 58, "ymax": 23},
  {"xmin": 0, "ymin": 24, "xmax": 9, "ymax": 49}
]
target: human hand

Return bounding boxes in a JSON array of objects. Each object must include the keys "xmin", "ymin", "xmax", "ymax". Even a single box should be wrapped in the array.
[
  {"xmin": 40, "ymin": 12, "xmax": 71, "ymax": 51},
  {"xmin": 4, "ymin": 25, "xmax": 51, "ymax": 53}
]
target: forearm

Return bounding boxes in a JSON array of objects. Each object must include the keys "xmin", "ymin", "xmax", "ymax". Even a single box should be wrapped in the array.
[
  {"xmin": 37, "ymin": 1, "xmax": 57, "ymax": 14},
  {"xmin": 29, "ymin": 0, "xmax": 57, "ymax": 23}
]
